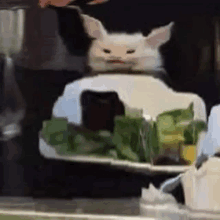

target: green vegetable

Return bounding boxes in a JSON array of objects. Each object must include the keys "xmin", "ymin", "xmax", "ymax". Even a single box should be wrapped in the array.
[
  {"xmin": 124, "ymin": 104, "xmax": 143, "ymax": 118},
  {"xmin": 113, "ymin": 116, "xmax": 143, "ymax": 161},
  {"xmin": 138, "ymin": 119, "xmax": 157, "ymax": 163},
  {"xmin": 158, "ymin": 102, "xmax": 194, "ymax": 124},
  {"xmin": 67, "ymin": 124, "xmax": 115, "ymax": 156},
  {"xmin": 156, "ymin": 102, "xmax": 207, "ymax": 160},
  {"xmin": 116, "ymin": 143, "xmax": 139, "ymax": 162},
  {"xmin": 41, "ymin": 103, "xmax": 207, "ymax": 164},
  {"xmin": 41, "ymin": 117, "xmax": 70, "ymax": 147},
  {"xmin": 108, "ymin": 149, "xmax": 118, "ymax": 159},
  {"xmin": 184, "ymin": 120, "xmax": 207, "ymax": 145},
  {"xmin": 156, "ymin": 103, "xmax": 195, "ymax": 154},
  {"xmin": 151, "ymin": 122, "xmax": 160, "ymax": 156}
]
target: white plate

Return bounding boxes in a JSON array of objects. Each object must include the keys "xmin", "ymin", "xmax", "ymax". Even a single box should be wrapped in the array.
[
  {"xmin": 39, "ymin": 136, "xmax": 190, "ymax": 174},
  {"xmin": 41, "ymin": 74, "xmax": 207, "ymax": 174}
]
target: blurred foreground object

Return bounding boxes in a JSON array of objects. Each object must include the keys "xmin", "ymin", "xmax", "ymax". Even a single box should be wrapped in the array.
[
  {"xmin": 182, "ymin": 157, "xmax": 220, "ymax": 211},
  {"xmin": 0, "ymin": 7, "xmax": 29, "ymax": 196},
  {"xmin": 0, "ymin": 7, "xmax": 26, "ymax": 141}
]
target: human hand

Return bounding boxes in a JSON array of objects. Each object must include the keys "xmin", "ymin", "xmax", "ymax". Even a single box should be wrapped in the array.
[
  {"xmin": 39, "ymin": 0, "xmax": 108, "ymax": 8},
  {"xmin": 39, "ymin": 0, "xmax": 72, "ymax": 8}
]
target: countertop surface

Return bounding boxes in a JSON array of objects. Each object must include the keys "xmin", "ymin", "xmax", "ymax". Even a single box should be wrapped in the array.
[
  {"xmin": 0, "ymin": 197, "xmax": 142, "ymax": 219},
  {"xmin": 0, "ymin": 196, "xmax": 220, "ymax": 220}
]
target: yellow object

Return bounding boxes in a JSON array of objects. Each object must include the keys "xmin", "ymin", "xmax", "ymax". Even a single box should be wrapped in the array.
[{"xmin": 182, "ymin": 145, "xmax": 196, "ymax": 165}]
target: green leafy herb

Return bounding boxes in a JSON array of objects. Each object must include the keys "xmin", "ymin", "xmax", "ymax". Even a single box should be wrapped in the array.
[
  {"xmin": 41, "ymin": 103, "xmax": 206, "ymax": 164},
  {"xmin": 156, "ymin": 103, "xmax": 195, "ymax": 153},
  {"xmin": 184, "ymin": 120, "xmax": 207, "ymax": 145}
]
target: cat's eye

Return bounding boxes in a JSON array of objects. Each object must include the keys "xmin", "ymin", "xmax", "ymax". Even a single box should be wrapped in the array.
[
  {"xmin": 126, "ymin": 49, "xmax": 135, "ymax": 54},
  {"xmin": 103, "ymin": 49, "xmax": 111, "ymax": 54}
]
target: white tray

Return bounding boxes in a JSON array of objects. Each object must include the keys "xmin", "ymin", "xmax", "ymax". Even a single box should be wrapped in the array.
[
  {"xmin": 47, "ymin": 74, "xmax": 207, "ymax": 174},
  {"xmin": 39, "ymin": 136, "xmax": 190, "ymax": 174}
]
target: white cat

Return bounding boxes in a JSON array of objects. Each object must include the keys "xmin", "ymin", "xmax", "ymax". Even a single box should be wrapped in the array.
[{"xmin": 81, "ymin": 14, "xmax": 174, "ymax": 72}]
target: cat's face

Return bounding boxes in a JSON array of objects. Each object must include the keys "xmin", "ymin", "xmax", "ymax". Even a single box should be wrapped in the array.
[
  {"xmin": 82, "ymin": 14, "xmax": 174, "ymax": 72},
  {"xmin": 89, "ymin": 33, "xmax": 161, "ymax": 71}
]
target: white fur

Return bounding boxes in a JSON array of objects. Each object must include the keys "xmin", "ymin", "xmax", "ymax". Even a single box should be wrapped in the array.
[
  {"xmin": 82, "ymin": 14, "xmax": 174, "ymax": 72},
  {"xmin": 88, "ymin": 33, "xmax": 161, "ymax": 71}
]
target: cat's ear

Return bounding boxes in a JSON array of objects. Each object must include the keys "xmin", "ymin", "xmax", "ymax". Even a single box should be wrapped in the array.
[
  {"xmin": 81, "ymin": 14, "xmax": 107, "ymax": 40},
  {"xmin": 145, "ymin": 22, "xmax": 174, "ymax": 49}
]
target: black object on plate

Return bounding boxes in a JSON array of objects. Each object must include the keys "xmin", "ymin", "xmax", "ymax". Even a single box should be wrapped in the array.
[
  {"xmin": 153, "ymin": 155, "xmax": 190, "ymax": 166},
  {"xmin": 80, "ymin": 90, "xmax": 125, "ymax": 133}
]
